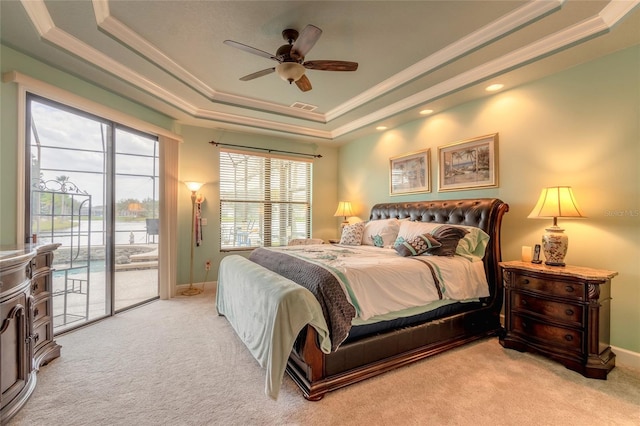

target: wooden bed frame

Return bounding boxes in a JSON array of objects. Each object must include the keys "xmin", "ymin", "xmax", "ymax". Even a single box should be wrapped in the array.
[{"xmin": 286, "ymin": 198, "xmax": 509, "ymax": 400}]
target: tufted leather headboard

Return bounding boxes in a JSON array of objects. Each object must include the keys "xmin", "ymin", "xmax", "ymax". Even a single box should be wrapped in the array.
[{"xmin": 369, "ymin": 198, "xmax": 509, "ymax": 308}]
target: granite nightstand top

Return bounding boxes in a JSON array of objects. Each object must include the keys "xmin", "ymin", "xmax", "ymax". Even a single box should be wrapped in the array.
[{"xmin": 499, "ymin": 260, "xmax": 618, "ymax": 281}]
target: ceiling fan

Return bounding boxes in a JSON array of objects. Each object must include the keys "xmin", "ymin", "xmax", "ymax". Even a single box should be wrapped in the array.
[{"xmin": 223, "ymin": 24, "xmax": 358, "ymax": 92}]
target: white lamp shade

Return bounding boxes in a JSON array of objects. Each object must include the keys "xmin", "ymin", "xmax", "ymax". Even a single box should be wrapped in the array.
[
  {"xmin": 276, "ymin": 62, "xmax": 306, "ymax": 83},
  {"xmin": 528, "ymin": 186, "xmax": 585, "ymax": 267},
  {"xmin": 184, "ymin": 181, "xmax": 203, "ymax": 192},
  {"xmin": 528, "ymin": 186, "xmax": 585, "ymax": 219},
  {"xmin": 334, "ymin": 201, "xmax": 354, "ymax": 218}
]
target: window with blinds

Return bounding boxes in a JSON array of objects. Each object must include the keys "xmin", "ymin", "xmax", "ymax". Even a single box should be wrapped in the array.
[{"xmin": 219, "ymin": 149, "xmax": 312, "ymax": 249}]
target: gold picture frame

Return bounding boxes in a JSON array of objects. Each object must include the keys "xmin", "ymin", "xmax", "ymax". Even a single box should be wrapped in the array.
[
  {"xmin": 389, "ymin": 149, "xmax": 431, "ymax": 195},
  {"xmin": 438, "ymin": 133, "xmax": 499, "ymax": 192}
]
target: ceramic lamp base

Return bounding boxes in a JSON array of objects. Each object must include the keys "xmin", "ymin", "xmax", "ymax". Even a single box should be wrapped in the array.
[{"xmin": 542, "ymin": 226, "xmax": 568, "ymax": 266}]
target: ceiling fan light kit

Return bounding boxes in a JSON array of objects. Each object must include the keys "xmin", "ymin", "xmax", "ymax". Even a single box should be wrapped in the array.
[
  {"xmin": 224, "ymin": 24, "xmax": 358, "ymax": 92},
  {"xmin": 276, "ymin": 62, "xmax": 305, "ymax": 83}
]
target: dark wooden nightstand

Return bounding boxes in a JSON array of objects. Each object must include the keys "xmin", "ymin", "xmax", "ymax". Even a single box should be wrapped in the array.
[{"xmin": 499, "ymin": 261, "xmax": 617, "ymax": 379}]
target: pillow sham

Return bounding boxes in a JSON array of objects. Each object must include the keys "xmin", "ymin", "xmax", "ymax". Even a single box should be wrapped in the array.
[
  {"xmin": 394, "ymin": 234, "xmax": 442, "ymax": 257},
  {"xmin": 339, "ymin": 221, "xmax": 366, "ymax": 246},
  {"xmin": 396, "ymin": 220, "xmax": 441, "ymax": 241},
  {"xmin": 430, "ymin": 226, "xmax": 469, "ymax": 257},
  {"xmin": 361, "ymin": 218, "xmax": 400, "ymax": 248}
]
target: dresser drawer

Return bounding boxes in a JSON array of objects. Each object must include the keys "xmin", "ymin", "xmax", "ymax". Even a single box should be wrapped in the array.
[
  {"xmin": 512, "ymin": 273, "xmax": 584, "ymax": 300},
  {"xmin": 32, "ymin": 296, "xmax": 49, "ymax": 322},
  {"xmin": 32, "ymin": 319, "xmax": 52, "ymax": 352},
  {"xmin": 512, "ymin": 313, "xmax": 582, "ymax": 353},
  {"xmin": 512, "ymin": 292, "xmax": 583, "ymax": 325},
  {"xmin": 31, "ymin": 274, "xmax": 50, "ymax": 296},
  {"xmin": 32, "ymin": 252, "xmax": 54, "ymax": 273}
]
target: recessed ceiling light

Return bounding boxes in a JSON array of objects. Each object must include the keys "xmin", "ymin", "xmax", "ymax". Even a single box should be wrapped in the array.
[
  {"xmin": 485, "ymin": 83, "xmax": 504, "ymax": 92},
  {"xmin": 420, "ymin": 109, "xmax": 434, "ymax": 115},
  {"xmin": 376, "ymin": 126, "xmax": 387, "ymax": 131}
]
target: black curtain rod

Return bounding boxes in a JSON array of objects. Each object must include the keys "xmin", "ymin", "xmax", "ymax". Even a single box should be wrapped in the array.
[{"xmin": 209, "ymin": 141, "xmax": 322, "ymax": 159}]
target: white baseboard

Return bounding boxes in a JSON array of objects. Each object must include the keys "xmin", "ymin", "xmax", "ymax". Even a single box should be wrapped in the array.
[{"xmin": 612, "ymin": 345, "xmax": 640, "ymax": 371}]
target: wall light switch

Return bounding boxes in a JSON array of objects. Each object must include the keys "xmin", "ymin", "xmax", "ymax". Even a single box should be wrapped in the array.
[{"xmin": 201, "ymin": 218, "xmax": 208, "ymax": 226}]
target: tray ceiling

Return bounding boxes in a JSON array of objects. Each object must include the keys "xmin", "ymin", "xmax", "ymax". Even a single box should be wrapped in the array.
[{"xmin": 1, "ymin": 0, "xmax": 639, "ymax": 144}]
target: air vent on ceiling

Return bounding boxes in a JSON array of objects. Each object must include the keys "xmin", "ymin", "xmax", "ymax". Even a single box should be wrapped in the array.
[{"xmin": 290, "ymin": 102, "xmax": 318, "ymax": 112}]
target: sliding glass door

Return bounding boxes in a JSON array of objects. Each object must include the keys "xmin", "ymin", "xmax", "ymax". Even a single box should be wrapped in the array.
[
  {"xmin": 113, "ymin": 128, "xmax": 160, "ymax": 311},
  {"xmin": 26, "ymin": 95, "xmax": 160, "ymax": 333}
]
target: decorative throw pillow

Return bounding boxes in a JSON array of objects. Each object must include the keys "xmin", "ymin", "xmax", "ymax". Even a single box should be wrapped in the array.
[
  {"xmin": 361, "ymin": 218, "xmax": 400, "ymax": 248},
  {"xmin": 430, "ymin": 226, "xmax": 469, "ymax": 256},
  {"xmin": 394, "ymin": 234, "xmax": 442, "ymax": 257},
  {"xmin": 454, "ymin": 226, "xmax": 491, "ymax": 259},
  {"xmin": 339, "ymin": 221, "xmax": 366, "ymax": 246}
]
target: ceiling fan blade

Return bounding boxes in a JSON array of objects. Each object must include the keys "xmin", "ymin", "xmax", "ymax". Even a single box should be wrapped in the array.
[
  {"xmin": 239, "ymin": 68, "xmax": 275, "ymax": 81},
  {"xmin": 290, "ymin": 24, "xmax": 322, "ymax": 60},
  {"xmin": 303, "ymin": 60, "xmax": 358, "ymax": 71},
  {"xmin": 223, "ymin": 40, "xmax": 278, "ymax": 62},
  {"xmin": 295, "ymin": 74, "xmax": 312, "ymax": 92}
]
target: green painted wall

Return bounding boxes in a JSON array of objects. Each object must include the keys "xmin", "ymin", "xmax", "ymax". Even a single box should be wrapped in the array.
[
  {"xmin": 338, "ymin": 45, "xmax": 640, "ymax": 352},
  {"xmin": 0, "ymin": 72, "xmax": 19, "ymax": 244}
]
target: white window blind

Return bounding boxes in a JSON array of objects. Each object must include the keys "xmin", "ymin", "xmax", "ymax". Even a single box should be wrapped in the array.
[{"xmin": 219, "ymin": 149, "xmax": 312, "ymax": 249}]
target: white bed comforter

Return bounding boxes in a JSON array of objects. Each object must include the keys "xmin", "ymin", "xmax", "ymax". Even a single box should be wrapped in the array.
[
  {"xmin": 270, "ymin": 245, "xmax": 489, "ymax": 321},
  {"xmin": 216, "ymin": 255, "xmax": 331, "ymax": 399}
]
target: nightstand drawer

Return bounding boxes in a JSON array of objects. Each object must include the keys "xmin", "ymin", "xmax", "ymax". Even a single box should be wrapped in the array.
[
  {"xmin": 512, "ymin": 313, "xmax": 582, "ymax": 352},
  {"xmin": 512, "ymin": 292, "xmax": 583, "ymax": 324},
  {"xmin": 513, "ymin": 274, "xmax": 584, "ymax": 300}
]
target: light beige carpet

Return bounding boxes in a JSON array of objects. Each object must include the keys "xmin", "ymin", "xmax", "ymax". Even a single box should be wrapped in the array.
[{"xmin": 8, "ymin": 289, "xmax": 640, "ymax": 426}]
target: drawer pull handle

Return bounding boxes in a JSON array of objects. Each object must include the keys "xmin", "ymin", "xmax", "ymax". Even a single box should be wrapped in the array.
[
  {"xmin": 565, "ymin": 309, "xmax": 574, "ymax": 316},
  {"xmin": 521, "ymin": 299, "xmax": 528, "ymax": 306},
  {"xmin": 564, "ymin": 334, "xmax": 573, "ymax": 342},
  {"xmin": 521, "ymin": 279, "xmax": 530, "ymax": 285},
  {"xmin": 32, "ymin": 282, "xmax": 39, "ymax": 292},
  {"xmin": 565, "ymin": 286, "xmax": 575, "ymax": 293},
  {"xmin": 34, "ymin": 307, "xmax": 39, "ymax": 317},
  {"xmin": 33, "ymin": 333, "xmax": 40, "ymax": 343},
  {"xmin": 521, "ymin": 321, "xmax": 528, "ymax": 329}
]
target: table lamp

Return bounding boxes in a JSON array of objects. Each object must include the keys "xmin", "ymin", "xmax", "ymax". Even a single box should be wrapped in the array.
[
  {"xmin": 334, "ymin": 201, "xmax": 354, "ymax": 229},
  {"xmin": 528, "ymin": 186, "xmax": 585, "ymax": 266}
]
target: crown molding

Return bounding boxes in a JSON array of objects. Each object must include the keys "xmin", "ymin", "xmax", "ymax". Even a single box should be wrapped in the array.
[
  {"xmin": 19, "ymin": 0, "xmax": 55, "ymax": 35},
  {"xmin": 18, "ymin": 0, "xmax": 640, "ymax": 142},
  {"xmin": 324, "ymin": 0, "xmax": 566, "ymax": 121},
  {"xmin": 92, "ymin": 0, "xmax": 325, "ymax": 123},
  {"xmin": 2, "ymin": 70, "xmax": 184, "ymax": 141},
  {"xmin": 330, "ymin": 2, "xmax": 639, "ymax": 139},
  {"xmin": 93, "ymin": 0, "xmax": 212, "ymax": 97},
  {"xmin": 193, "ymin": 108, "xmax": 332, "ymax": 139},
  {"xmin": 600, "ymin": 0, "xmax": 640, "ymax": 27},
  {"xmin": 93, "ymin": 0, "xmax": 564, "ymax": 124}
]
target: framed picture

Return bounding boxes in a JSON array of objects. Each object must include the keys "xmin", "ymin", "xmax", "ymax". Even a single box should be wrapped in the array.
[
  {"xmin": 389, "ymin": 149, "xmax": 431, "ymax": 195},
  {"xmin": 438, "ymin": 133, "xmax": 499, "ymax": 192}
]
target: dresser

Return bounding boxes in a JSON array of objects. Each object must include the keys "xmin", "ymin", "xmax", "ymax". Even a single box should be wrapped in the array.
[
  {"xmin": 499, "ymin": 261, "xmax": 617, "ymax": 379},
  {"xmin": 1, "ymin": 243, "xmax": 60, "ymax": 422}
]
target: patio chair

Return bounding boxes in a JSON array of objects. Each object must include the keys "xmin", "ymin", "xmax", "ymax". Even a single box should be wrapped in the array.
[{"xmin": 146, "ymin": 218, "xmax": 159, "ymax": 243}]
